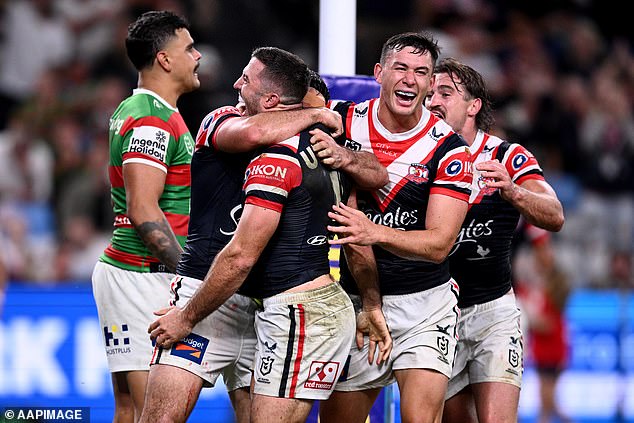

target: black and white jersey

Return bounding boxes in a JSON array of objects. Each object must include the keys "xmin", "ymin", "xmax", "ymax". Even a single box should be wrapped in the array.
[
  {"xmin": 239, "ymin": 124, "xmax": 351, "ymax": 298},
  {"xmin": 176, "ymin": 106, "xmax": 249, "ymax": 281},
  {"xmin": 448, "ymin": 130, "xmax": 545, "ymax": 308},
  {"xmin": 330, "ymin": 99, "xmax": 472, "ymax": 295}
]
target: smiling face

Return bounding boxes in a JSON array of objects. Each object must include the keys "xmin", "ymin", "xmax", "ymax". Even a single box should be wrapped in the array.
[
  {"xmin": 233, "ymin": 57, "xmax": 267, "ymax": 116},
  {"xmin": 426, "ymin": 71, "xmax": 479, "ymax": 140},
  {"xmin": 374, "ymin": 47, "xmax": 434, "ymax": 132},
  {"xmin": 164, "ymin": 28, "xmax": 201, "ymax": 93}
]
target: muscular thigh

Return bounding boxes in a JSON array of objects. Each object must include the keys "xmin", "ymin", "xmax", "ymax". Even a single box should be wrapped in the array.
[
  {"xmin": 471, "ymin": 381, "xmax": 520, "ymax": 423},
  {"xmin": 251, "ymin": 394, "xmax": 313, "ymax": 423},
  {"xmin": 396, "ymin": 368, "xmax": 448, "ymax": 423},
  {"xmin": 141, "ymin": 364, "xmax": 203, "ymax": 423}
]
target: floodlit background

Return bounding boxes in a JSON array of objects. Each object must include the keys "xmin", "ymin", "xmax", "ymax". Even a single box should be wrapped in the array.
[{"xmin": 0, "ymin": 1, "xmax": 632, "ymax": 422}]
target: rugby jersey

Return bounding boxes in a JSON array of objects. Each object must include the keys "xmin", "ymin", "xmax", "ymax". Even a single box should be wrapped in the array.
[
  {"xmin": 101, "ymin": 89, "xmax": 194, "ymax": 272},
  {"xmin": 330, "ymin": 99, "xmax": 472, "ymax": 295},
  {"xmin": 448, "ymin": 130, "xmax": 545, "ymax": 307}
]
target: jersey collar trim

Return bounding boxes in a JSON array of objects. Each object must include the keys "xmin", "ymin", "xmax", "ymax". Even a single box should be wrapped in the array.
[
  {"xmin": 132, "ymin": 88, "xmax": 178, "ymax": 112},
  {"xmin": 469, "ymin": 129, "xmax": 487, "ymax": 155},
  {"xmin": 370, "ymin": 100, "xmax": 431, "ymax": 142}
]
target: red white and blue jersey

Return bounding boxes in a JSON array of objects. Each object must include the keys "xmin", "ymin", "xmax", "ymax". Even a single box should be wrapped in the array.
[
  {"xmin": 239, "ymin": 124, "xmax": 352, "ymax": 298},
  {"xmin": 448, "ymin": 130, "xmax": 545, "ymax": 307},
  {"xmin": 176, "ymin": 106, "xmax": 252, "ymax": 282},
  {"xmin": 330, "ymin": 99, "xmax": 472, "ymax": 295}
]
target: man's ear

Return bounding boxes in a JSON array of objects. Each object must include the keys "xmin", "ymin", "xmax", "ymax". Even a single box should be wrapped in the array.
[
  {"xmin": 156, "ymin": 51, "xmax": 171, "ymax": 71},
  {"xmin": 262, "ymin": 92, "xmax": 280, "ymax": 109},
  {"xmin": 374, "ymin": 63, "xmax": 383, "ymax": 84},
  {"xmin": 468, "ymin": 97, "xmax": 482, "ymax": 118}
]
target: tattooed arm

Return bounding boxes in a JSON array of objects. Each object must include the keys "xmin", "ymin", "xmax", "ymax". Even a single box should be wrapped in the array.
[{"xmin": 123, "ymin": 163, "xmax": 183, "ymax": 272}]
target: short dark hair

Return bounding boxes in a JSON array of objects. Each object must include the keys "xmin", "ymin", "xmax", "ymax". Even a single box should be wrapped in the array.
[
  {"xmin": 125, "ymin": 10, "xmax": 190, "ymax": 71},
  {"xmin": 308, "ymin": 69, "xmax": 330, "ymax": 102},
  {"xmin": 380, "ymin": 32, "xmax": 440, "ymax": 68},
  {"xmin": 252, "ymin": 47, "xmax": 309, "ymax": 105},
  {"xmin": 434, "ymin": 57, "xmax": 494, "ymax": 132}
]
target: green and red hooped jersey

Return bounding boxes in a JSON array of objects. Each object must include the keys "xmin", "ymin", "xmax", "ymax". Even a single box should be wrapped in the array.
[{"xmin": 100, "ymin": 88, "xmax": 194, "ymax": 272}]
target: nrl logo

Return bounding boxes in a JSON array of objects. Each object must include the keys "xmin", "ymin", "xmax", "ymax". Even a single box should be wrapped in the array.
[
  {"xmin": 508, "ymin": 349, "xmax": 520, "ymax": 368},
  {"xmin": 260, "ymin": 356, "xmax": 274, "ymax": 376},
  {"xmin": 437, "ymin": 336, "xmax": 449, "ymax": 356}
]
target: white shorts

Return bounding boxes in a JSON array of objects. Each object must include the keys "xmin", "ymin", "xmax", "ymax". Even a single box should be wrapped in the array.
[
  {"xmin": 151, "ymin": 275, "xmax": 258, "ymax": 392},
  {"xmin": 335, "ymin": 280, "xmax": 460, "ymax": 391},
  {"xmin": 446, "ymin": 289, "xmax": 523, "ymax": 399},
  {"xmin": 253, "ymin": 282, "xmax": 355, "ymax": 400},
  {"xmin": 92, "ymin": 261, "xmax": 172, "ymax": 373}
]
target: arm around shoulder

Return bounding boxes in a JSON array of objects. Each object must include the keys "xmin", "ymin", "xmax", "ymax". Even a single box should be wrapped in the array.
[{"xmin": 215, "ymin": 108, "xmax": 343, "ymax": 153}]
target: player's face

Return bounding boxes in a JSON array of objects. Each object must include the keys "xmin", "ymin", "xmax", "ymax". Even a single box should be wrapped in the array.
[
  {"xmin": 233, "ymin": 57, "xmax": 267, "ymax": 116},
  {"xmin": 375, "ymin": 47, "xmax": 434, "ymax": 123},
  {"xmin": 165, "ymin": 28, "xmax": 201, "ymax": 93},
  {"xmin": 426, "ymin": 72, "xmax": 471, "ymax": 134}
]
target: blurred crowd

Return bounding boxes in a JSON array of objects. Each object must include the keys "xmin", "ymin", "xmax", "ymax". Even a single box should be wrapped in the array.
[{"xmin": 0, "ymin": 0, "xmax": 632, "ymax": 289}]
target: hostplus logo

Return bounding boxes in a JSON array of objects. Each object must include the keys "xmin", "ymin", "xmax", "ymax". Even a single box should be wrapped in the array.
[{"xmin": 104, "ymin": 324, "xmax": 131, "ymax": 355}]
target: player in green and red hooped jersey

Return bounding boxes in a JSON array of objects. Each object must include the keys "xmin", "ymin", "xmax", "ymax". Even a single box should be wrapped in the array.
[{"xmin": 92, "ymin": 10, "xmax": 200, "ymax": 423}]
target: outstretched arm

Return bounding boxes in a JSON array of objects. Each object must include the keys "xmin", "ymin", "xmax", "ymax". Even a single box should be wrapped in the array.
[
  {"xmin": 149, "ymin": 204, "xmax": 280, "ymax": 347},
  {"xmin": 215, "ymin": 108, "xmax": 343, "ymax": 153},
  {"xmin": 478, "ymin": 160, "xmax": 564, "ymax": 232}
]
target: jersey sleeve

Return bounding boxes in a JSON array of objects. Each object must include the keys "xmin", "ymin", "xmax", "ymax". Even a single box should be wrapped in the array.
[
  {"xmin": 195, "ymin": 106, "xmax": 242, "ymax": 151},
  {"xmin": 243, "ymin": 143, "xmax": 303, "ymax": 213},
  {"xmin": 120, "ymin": 116, "xmax": 176, "ymax": 173},
  {"xmin": 431, "ymin": 135, "xmax": 473, "ymax": 201},
  {"xmin": 329, "ymin": 99, "xmax": 356, "ymax": 145},
  {"xmin": 502, "ymin": 143, "xmax": 544, "ymax": 184}
]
